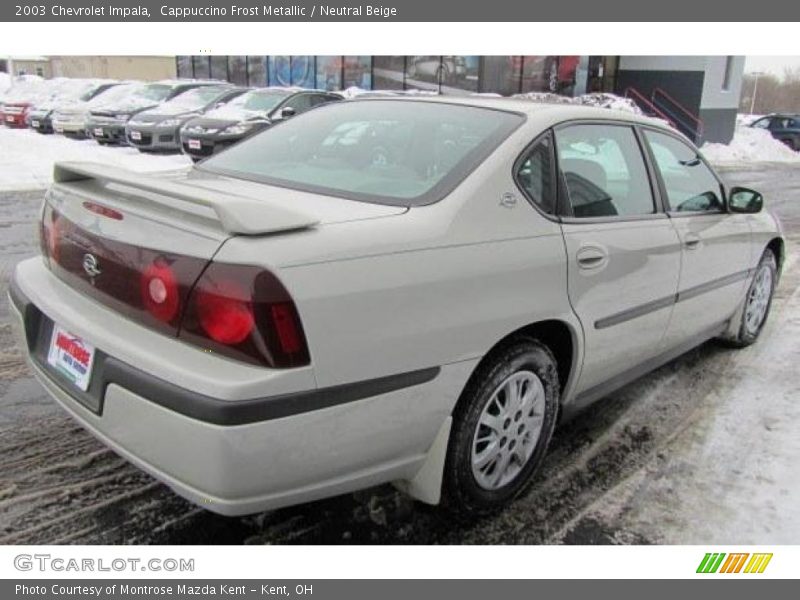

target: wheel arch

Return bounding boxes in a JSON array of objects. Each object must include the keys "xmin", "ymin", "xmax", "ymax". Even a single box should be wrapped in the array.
[{"xmin": 766, "ymin": 237, "xmax": 785, "ymax": 277}]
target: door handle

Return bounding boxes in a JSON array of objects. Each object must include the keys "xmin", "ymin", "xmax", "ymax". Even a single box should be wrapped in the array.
[
  {"xmin": 576, "ymin": 246, "xmax": 608, "ymax": 270},
  {"xmin": 684, "ymin": 233, "xmax": 701, "ymax": 250}
]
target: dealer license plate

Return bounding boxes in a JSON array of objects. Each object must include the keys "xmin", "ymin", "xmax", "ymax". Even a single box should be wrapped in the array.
[
  {"xmin": 188, "ymin": 139, "xmax": 202, "ymax": 150},
  {"xmin": 31, "ymin": 120, "xmax": 40, "ymax": 128},
  {"xmin": 93, "ymin": 127, "xmax": 103, "ymax": 137},
  {"xmin": 54, "ymin": 125, "xmax": 64, "ymax": 133},
  {"xmin": 130, "ymin": 130, "xmax": 142, "ymax": 141},
  {"xmin": 46, "ymin": 324, "xmax": 96, "ymax": 392},
  {"xmin": 5, "ymin": 115, "xmax": 14, "ymax": 122}
]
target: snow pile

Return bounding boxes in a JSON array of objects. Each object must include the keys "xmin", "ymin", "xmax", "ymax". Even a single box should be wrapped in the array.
[
  {"xmin": 512, "ymin": 92, "xmax": 644, "ymax": 115},
  {"xmin": 702, "ymin": 125, "xmax": 800, "ymax": 165},
  {"xmin": 0, "ymin": 127, "xmax": 191, "ymax": 191},
  {"xmin": 513, "ymin": 91, "xmax": 574, "ymax": 105}
]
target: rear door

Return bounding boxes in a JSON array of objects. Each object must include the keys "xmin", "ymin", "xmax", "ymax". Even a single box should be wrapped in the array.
[
  {"xmin": 641, "ymin": 128, "xmax": 752, "ymax": 350},
  {"xmin": 554, "ymin": 122, "xmax": 682, "ymax": 397}
]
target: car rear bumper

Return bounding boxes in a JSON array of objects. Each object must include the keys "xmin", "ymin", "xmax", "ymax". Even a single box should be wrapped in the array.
[
  {"xmin": 10, "ymin": 257, "xmax": 464, "ymax": 515},
  {"xmin": 126, "ymin": 124, "xmax": 181, "ymax": 151}
]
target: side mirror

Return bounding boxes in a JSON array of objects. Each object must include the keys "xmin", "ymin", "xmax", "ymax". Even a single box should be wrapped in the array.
[
  {"xmin": 279, "ymin": 106, "xmax": 297, "ymax": 119},
  {"xmin": 728, "ymin": 187, "xmax": 763, "ymax": 214}
]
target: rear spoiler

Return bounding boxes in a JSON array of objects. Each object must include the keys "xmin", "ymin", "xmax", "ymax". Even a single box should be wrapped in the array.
[{"xmin": 52, "ymin": 162, "xmax": 320, "ymax": 235}]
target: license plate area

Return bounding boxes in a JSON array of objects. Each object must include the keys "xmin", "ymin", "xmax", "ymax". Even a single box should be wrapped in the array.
[
  {"xmin": 188, "ymin": 139, "xmax": 201, "ymax": 150},
  {"xmin": 47, "ymin": 324, "xmax": 95, "ymax": 392},
  {"xmin": 93, "ymin": 127, "xmax": 103, "ymax": 137},
  {"xmin": 32, "ymin": 316, "xmax": 104, "ymax": 414},
  {"xmin": 130, "ymin": 130, "xmax": 142, "ymax": 141},
  {"xmin": 31, "ymin": 120, "xmax": 40, "ymax": 128}
]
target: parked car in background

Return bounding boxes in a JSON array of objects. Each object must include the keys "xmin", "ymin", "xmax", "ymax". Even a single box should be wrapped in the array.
[
  {"xmin": 0, "ymin": 75, "xmax": 48, "ymax": 128},
  {"xmin": 28, "ymin": 80, "xmax": 119, "ymax": 134},
  {"xmin": 9, "ymin": 98, "xmax": 783, "ymax": 517},
  {"xmin": 125, "ymin": 85, "xmax": 246, "ymax": 152},
  {"xmin": 750, "ymin": 113, "xmax": 800, "ymax": 151},
  {"xmin": 179, "ymin": 88, "xmax": 342, "ymax": 161},
  {"xmin": 86, "ymin": 80, "xmax": 223, "ymax": 145},
  {"xmin": 51, "ymin": 82, "xmax": 134, "ymax": 138}
]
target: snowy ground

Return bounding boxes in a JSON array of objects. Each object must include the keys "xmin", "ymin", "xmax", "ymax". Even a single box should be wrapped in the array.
[
  {"xmin": 0, "ymin": 127, "xmax": 798, "ymax": 544},
  {"xmin": 0, "ymin": 128, "xmax": 190, "ymax": 192}
]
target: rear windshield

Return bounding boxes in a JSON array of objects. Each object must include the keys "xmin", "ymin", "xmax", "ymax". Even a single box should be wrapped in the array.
[{"xmin": 200, "ymin": 100, "xmax": 523, "ymax": 206}]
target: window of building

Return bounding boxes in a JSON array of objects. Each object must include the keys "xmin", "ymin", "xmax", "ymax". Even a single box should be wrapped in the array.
[
  {"xmin": 373, "ymin": 56, "xmax": 405, "ymax": 90},
  {"xmin": 268, "ymin": 56, "xmax": 291, "ymax": 86},
  {"xmin": 405, "ymin": 56, "xmax": 443, "ymax": 92},
  {"xmin": 516, "ymin": 135, "xmax": 555, "ymax": 214},
  {"xmin": 479, "ymin": 56, "xmax": 521, "ymax": 96},
  {"xmin": 192, "ymin": 56, "xmax": 210, "ymax": 80},
  {"xmin": 343, "ymin": 56, "xmax": 372, "ymax": 89},
  {"xmin": 210, "ymin": 56, "xmax": 228, "ymax": 81},
  {"xmin": 439, "ymin": 56, "xmax": 479, "ymax": 95},
  {"xmin": 722, "ymin": 56, "xmax": 734, "ymax": 91},
  {"xmin": 316, "ymin": 56, "xmax": 342, "ymax": 91},
  {"xmin": 177, "ymin": 56, "xmax": 193, "ymax": 79},
  {"xmin": 246, "ymin": 56, "xmax": 267, "ymax": 86},
  {"xmin": 291, "ymin": 56, "xmax": 316, "ymax": 88},
  {"xmin": 644, "ymin": 130, "xmax": 723, "ymax": 213},
  {"xmin": 228, "ymin": 56, "xmax": 247, "ymax": 86},
  {"xmin": 555, "ymin": 124, "xmax": 656, "ymax": 218}
]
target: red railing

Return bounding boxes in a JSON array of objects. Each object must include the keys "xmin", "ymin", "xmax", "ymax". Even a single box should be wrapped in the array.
[
  {"xmin": 652, "ymin": 87, "xmax": 704, "ymax": 140},
  {"xmin": 624, "ymin": 87, "xmax": 676, "ymax": 128}
]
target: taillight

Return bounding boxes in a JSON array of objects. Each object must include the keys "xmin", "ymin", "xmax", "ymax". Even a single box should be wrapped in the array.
[
  {"xmin": 141, "ymin": 259, "xmax": 180, "ymax": 323},
  {"xmin": 39, "ymin": 206, "xmax": 62, "ymax": 264},
  {"xmin": 180, "ymin": 264, "xmax": 310, "ymax": 368}
]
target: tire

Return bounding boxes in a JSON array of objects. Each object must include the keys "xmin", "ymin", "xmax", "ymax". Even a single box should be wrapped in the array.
[
  {"xmin": 728, "ymin": 249, "xmax": 777, "ymax": 347},
  {"xmin": 443, "ymin": 337, "xmax": 559, "ymax": 515}
]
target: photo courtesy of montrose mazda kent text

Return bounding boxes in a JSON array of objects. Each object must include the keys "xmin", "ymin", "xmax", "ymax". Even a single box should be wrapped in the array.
[{"xmin": 9, "ymin": 98, "xmax": 783, "ymax": 516}]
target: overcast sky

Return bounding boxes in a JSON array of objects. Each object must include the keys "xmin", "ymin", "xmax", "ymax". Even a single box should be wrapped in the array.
[{"xmin": 745, "ymin": 56, "xmax": 800, "ymax": 76}]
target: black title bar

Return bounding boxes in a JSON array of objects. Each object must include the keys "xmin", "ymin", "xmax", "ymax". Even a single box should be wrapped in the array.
[{"xmin": 3, "ymin": 0, "xmax": 798, "ymax": 22}]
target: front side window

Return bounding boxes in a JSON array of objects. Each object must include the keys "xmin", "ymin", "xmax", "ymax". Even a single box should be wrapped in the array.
[
  {"xmin": 201, "ymin": 100, "xmax": 524, "ymax": 206},
  {"xmin": 644, "ymin": 130, "xmax": 723, "ymax": 213},
  {"xmin": 516, "ymin": 135, "xmax": 555, "ymax": 214},
  {"xmin": 751, "ymin": 117, "xmax": 771, "ymax": 129},
  {"xmin": 555, "ymin": 124, "xmax": 655, "ymax": 218}
]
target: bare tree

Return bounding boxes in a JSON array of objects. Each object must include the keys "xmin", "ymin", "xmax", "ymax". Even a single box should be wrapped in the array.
[{"xmin": 740, "ymin": 68, "xmax": 800, "ymax": 114}]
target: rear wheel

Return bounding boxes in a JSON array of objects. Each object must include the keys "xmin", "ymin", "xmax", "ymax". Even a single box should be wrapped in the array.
[
  {"xmin": 443, "ymin": 338, "xmax": 559, "ymax": 515},
  {"xmin": 729, "ymin": 249, "xmax": 777, "ymax": 347}
]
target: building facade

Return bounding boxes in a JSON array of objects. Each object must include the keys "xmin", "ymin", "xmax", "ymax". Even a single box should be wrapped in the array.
[{"xmin": 176, "ymin": 55, "xmax": 742, "ymax": 143}]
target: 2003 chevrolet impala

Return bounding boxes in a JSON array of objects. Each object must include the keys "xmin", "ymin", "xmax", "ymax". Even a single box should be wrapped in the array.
[{"xmin": 9, "ymin": 98, "xmax": 783, "ymax": 515}]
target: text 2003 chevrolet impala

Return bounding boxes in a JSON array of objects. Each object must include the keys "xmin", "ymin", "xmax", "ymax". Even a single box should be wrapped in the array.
[{"xmin": 9, "ymin": 98, "xmax": 783, "ymax": 515}]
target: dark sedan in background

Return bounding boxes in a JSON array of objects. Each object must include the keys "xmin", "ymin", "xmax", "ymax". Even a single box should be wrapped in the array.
[
  {"xmin": 86, "ymin": 80, "xmax": 222, "ymax": 145},
  {"xmin": 179, "ymin": 88, "xmax": 341, "ymax": 161},
  {"xmin": 751, "ymin": 113, "xmax": 800, "ymax": 151},
  {"xmin": 125, "ymin": 85, "xmax": 246, "ymax": 152}
]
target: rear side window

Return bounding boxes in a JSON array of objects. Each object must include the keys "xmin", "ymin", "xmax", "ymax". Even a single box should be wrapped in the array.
[
  {"xmin": 201, "ymin": 101, "xmax": 524, "ymax": 206},
  {"xmin": 644, "ymin": 130, "xmax": 723, "ymax": 213},
  {"xmin": 555, "ymin": 124, "xmax": 655, "ymax": 218},
  {"xmin": 516, "ymin": 135, "xmax": 555, "ymax": 214}
]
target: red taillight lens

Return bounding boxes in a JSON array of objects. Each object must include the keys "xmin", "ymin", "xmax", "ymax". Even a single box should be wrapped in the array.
[
  {"xmin": 40, "ymin": 207, "xmax": 62, "ymax": 264},
  {"xmin": 270, "ymin": 303, "xmax": 302, "ymax": 354},
  {"xmin": 180, "ymin": 264, "xmax": 310, "ymax": 368},
  {"xmin": 141, "ymin": 259, "xmax": 180, "ymax": 323},
  {"xmin": 196, "ymin": 283, "xmax": 255, "ymax": 345}
]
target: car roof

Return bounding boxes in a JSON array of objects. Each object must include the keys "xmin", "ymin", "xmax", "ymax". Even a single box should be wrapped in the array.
[{"xmin": 346, "ymin": 95, "xmax": 676, "ymax": 131}]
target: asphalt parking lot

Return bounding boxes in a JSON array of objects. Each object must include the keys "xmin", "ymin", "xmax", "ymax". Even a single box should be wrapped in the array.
[{"xmin": 0, "ymin": 162, "xmax": 798, "ymax": 545}]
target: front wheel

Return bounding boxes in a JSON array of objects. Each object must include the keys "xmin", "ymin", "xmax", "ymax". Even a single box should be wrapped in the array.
[
  {"xmin": 443, "ymin": 338, "xmax": 559, "ymax": 515},
  {"xmin": 729, "ymin": 249, "xmax": 777, "ymax": 347}
]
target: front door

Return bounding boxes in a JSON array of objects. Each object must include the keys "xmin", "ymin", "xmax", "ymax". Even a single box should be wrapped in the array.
[
  {"xmin": 641, "ymin": 129, "xmax": 752, "ymax": 350},
  {"xmin": 554, "ymin": 123, "xmax": 682, "ymax": 397}
]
